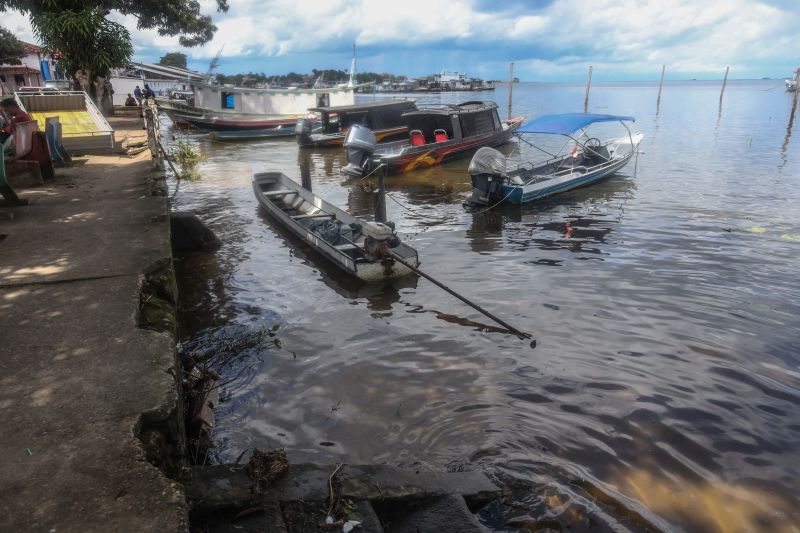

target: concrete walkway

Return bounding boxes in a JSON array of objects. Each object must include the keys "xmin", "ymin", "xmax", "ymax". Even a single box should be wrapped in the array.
[{"xmin": 0, "ymin": 120, "xmax": 187, "ymax": 532}]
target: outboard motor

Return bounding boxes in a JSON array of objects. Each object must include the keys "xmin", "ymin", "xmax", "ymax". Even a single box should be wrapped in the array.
[
  {"xmin": 466, "ymin": 147, "xmax": 508, "ymax": 206},
  {"xmin": 361, "ymin": 220, "xmax": 401, "ymax": 264},
  {"xmin": 341, "ymin": 124, "xmax": 377, "ymax": 178},
  {"xmin": 295, "ymin": 118, "xmax": 314, "ymax": 146}
]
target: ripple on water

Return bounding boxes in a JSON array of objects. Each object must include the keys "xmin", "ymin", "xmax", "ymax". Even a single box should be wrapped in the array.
[{"xmin": 173, "ymin": 81, "xmax": 800, "ymax": 531}]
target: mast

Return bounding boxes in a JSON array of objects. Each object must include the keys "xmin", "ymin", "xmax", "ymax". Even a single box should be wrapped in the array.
[
  {"xmin": 204, "ymin": 46, "xmax": 224, "ymax": 84},
  {"xmin": 348, "ymin": 42, "xmax": 356, "ymax": 87}
]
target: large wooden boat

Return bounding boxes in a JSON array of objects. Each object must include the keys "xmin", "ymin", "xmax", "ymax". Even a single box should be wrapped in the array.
[
  {"xmin": 341, "ymin": 101, "xmax": 523, "ymax": 178},
  {"xmin": 157, "ymin": 82, "xmax": 359, "ymax": 135},
  {"xmin": 296, "ymin": 99, "xmax": 416, "ymax": 147},
  {"xmin": 466, "ymin": 113, "xmax": 643, "ymax": 206},
  {"xmin": 252, "ymin": 172, "xmax": 420, "ymax": 282}
]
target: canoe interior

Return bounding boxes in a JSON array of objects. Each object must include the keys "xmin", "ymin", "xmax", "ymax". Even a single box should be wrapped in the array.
[{"xmin": 252, "ymin": 172, "xmax": 419, "ymax": 280}]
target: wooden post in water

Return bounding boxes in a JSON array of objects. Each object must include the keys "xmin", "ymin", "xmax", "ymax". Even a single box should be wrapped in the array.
[
  {"xmin": 791, "ymin": 67, "xmax": 800, "ymax": 121},
  {"xmin": 375, "ymin": 171, "xmax": 387, "ymax": 223},
  {"xmin": 143, "ymin": 100, "xmax": 164, "ymax": 171},
  {"xmin": 656, "ymin": 64, "xmax": 666, "ymax": 111},
  {"xmin": 719, "ymin": 66, "xmax": 730, "ymax": 105},
  {"xmin": 299, "ymin": 158, "xmax": 312, "ymax": 192},
  {"xmin": 507, "ymin": 62, "xmax": 514, "ymax": 120},
  {"xmin": 584, "ymin": 65, "xmax": 593, "ymax": 112}
]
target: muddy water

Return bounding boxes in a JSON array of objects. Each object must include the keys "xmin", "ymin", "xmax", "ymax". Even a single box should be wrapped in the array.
[{"xmin": 172, "ymin": 80, "xmax": 800, "ymax": 532}]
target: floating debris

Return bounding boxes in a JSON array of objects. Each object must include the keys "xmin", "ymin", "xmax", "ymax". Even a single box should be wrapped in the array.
[{"xmin": 246, "ymin": 448, "xmax": 289, "ymax": 494}]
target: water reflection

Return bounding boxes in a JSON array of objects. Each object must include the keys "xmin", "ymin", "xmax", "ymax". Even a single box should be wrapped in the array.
[
  {"xmin": 466, "ymin": 174, "xmax": 635, "ymax": 257},
  {"xmin": 173, "ymin": 80, "xmax": 800, "ymax": 532}
]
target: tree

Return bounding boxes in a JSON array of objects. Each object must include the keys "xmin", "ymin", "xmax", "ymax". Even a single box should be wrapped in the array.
[
  {"xmin": 159, "ymin": 52, "xmax": 187, "ymax": 69},
  {"xmin": 1, "ymin": 0, "xmax": 228, "ymax": 113},
  {"xmin": 0, "ymin": 25, "xmax": 25, "ymax": 65}
]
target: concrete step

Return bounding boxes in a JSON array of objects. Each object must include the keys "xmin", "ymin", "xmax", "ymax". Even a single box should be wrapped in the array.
[{"xmin": 379, "ymin": 494, "xmax": 486, "ymax": 533}]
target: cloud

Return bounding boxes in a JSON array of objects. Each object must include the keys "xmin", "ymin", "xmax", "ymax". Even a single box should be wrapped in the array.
[{"xmin": 3, "ymin": 0, "xmax": 799, "ymax": 79}]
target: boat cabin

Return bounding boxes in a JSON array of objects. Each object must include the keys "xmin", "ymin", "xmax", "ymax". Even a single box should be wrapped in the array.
[
  {"xmin": 310, "ymin": 99, "xmax": 416, "ymax": 134},
  {"xmin": 400, "ymin": 101, "xmax": 503, "ymax": 145},
  {"xmin": 191, "ymin": 83, "xmax": 356, "ymax": 115}
]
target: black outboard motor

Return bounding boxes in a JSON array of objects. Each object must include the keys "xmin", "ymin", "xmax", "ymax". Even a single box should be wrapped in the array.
[
  {"xmin": 466, "ymin": 147, "xmax": 508, "ymax": 206},
  {"xmin": 295, "ymin": 118, "xmax": 314, "ymax": 146},
  {"xmin": 341, "ymin": 124, "xmax": 377, "ymax": 178}
]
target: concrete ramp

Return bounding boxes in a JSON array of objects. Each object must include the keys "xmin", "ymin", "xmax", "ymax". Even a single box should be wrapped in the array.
[{"xmin": 16, "ymin": 90, "xmax": 115, "ymax": 153}]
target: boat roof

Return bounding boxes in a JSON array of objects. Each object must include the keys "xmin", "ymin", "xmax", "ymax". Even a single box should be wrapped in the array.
[
  {"xmin": 402, "ymin": 100, "xmax": 497, "ymax": 117},
  {"xmin": 517, "ymin": 113, "xmax": 635, "ymax": 135},
  {"xmin": 309, "ymin": 99, "xmax": 415, "ymax": 113}
]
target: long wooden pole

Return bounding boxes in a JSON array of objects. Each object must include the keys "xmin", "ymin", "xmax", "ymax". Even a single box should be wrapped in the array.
[
  {"xmin": 584, "ymin": 65, "xmax": 593, "ymax": 112},
  {"xmin": 375, "ymin": 172, "xmax": 387, "ymax": 223},
  {"xmin": 507, "ymin": 62, "xmax": 514, "ymax": 120},
  {"xmin": 719, "ymin": 66, "xmax": 730, "ymax": 104},
  {"xmin": 656, "ymin": 64, "xmax": 666, "ymax": 110},
  {"xmin": 791, "ymin": 67, "xmax": 800, "ymax": 121},
  {"xmin": 389, "ymin": 252, "xmax": 531, "ymax": 339},
  {"xmin": 299, "ymin": 157, "xmax": 312, "ymax": 192}
]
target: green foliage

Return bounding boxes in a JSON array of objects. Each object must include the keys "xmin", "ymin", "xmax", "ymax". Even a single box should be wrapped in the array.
[
  {"xmin": 159, "ymin": 52, "xmax": 187, "ymax": 69},
  {"xmin": 0, "ymin": 25, "xmax": 25, "ymax": 65},
  {"xmin": 214, "ymin": 69, "xmax": 411, "ymax": 88},
  {"xmin": 1, "ymin": 0, "xmax": 227, "ymax": 90},
  {"xmin": 170, "ymin": 139, "xmax": 205, "ymax": 181},
  {"xmin": 32, "ymin": 8, "xmax": 132, "ymax": 78},
  {"xmin": 0, "ymin": 0, "xmax": 229, "ymax": 47}
]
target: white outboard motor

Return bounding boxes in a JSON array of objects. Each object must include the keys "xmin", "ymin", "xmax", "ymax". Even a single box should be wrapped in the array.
[
  {"xmin": 361, "ymin": 220, "xmax": 401, "ymax": 261},
  {"xmin": 341, "ymin": 124, "xmax": 377, "ymax": 178},
  {"xmin": 295, "ymin": 118, "xmax": 314, "ymax": 146},
  {"xmin": 466, "ymin": 147, "xmax": 508, "ymax": 206}
]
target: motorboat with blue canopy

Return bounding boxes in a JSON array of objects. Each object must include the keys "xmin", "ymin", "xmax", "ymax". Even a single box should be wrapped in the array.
[{"xmin": 466, "ymin": 113, "xmax": 643, "ymax": 206}]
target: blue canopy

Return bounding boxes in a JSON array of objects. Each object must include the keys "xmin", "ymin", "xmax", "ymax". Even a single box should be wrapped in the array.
[{"xmin": 517, "ymin": 113, "xmax": 635, "ymax": 135}]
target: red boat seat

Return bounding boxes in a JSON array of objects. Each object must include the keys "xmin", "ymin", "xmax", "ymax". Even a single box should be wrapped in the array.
[
  {"xmin": 434, "ymin": 129, "xmax": 448, "ymax": 142},
  {"xmin": 409, "ymin": 129, "xmax": 425, "ymax": 146}
]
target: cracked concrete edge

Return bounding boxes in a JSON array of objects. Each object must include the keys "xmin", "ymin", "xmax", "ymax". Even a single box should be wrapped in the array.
[{"xmin": 129, "ymin": 249, "xmax": 191, "ymax": 530}]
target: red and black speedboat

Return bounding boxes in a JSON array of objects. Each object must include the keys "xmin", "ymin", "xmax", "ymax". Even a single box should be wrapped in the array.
[{"xmin": 341, "ymin": 101, "xmax": 523, "ymax": 178}]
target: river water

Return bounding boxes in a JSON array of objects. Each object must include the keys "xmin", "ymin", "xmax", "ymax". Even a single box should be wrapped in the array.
[{"xmin": 171, "ymin": 80, "xmax": 800, "ymax": 532}]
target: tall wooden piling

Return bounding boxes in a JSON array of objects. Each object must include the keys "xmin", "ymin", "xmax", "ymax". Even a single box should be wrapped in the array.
[
  {"xmin": 719, "ymin": 66, "xmax": 730, "ymax": 105},
  {"xmin": 299, "ymin": 158, "xmax": 312, "ymax": 192},
  {"xmin": 584, "ymin": 65, "xmax": 593, "ymax": 112},
  {"xmin": 507, "ymin": 62, "xmax": 514, "ymax": 120},
  {"xmin": 791, "ymin": 67, "xmax": 800, "ymax": 121},
  {"xmin": 656, "ymin": 64, "xmax": 666, "ymax": 111},
  {"xmin": 143, "ymin": 99, "xmax": 164, "ymax": 171},
  {"xmin": 375, "ymin": 172, "xmax": 387, "ymax": 223}
]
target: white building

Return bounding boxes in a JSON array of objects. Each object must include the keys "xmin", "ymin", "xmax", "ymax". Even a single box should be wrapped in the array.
[
  {"xmin": 109, "ymin": 62, "xmax": 204, "ymax": 106},
  {"xmin": 0, "ymin": 41, "xmax": 64, "ymax": 94}
]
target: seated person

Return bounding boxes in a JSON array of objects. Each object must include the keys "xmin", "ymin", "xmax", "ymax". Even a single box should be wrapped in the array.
[
  {"xmin": 0, "ymin": 98, "xmax": 34, "ymax": 145},
  {"xmin": 124, "ymin": 93, "xmax": 138, "ymax": 106}
]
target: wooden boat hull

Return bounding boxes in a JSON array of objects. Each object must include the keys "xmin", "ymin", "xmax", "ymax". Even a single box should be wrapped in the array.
[
  {"xmin": 211, "ymin": 124, "xmax": 298, "ymax": 140},
  {"xmin": 185, "ymin": 115, "xmax": 302, "ymax": 131},
  {"xmin": 252, "ymin": 172, "xmax": 419, "ymax": 282},
  {"xmin": 303, "ymin": 125, "xmax": 409, "ymax": 147}
]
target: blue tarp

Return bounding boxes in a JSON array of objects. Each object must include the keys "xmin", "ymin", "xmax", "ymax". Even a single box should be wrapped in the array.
[
  {"xmin": 39, "ymin": 60, "xmax": 51, "ymax": 81},
  {"xmin": 517, "ymin": 113, "xmax": 635, "ymax": 135}
]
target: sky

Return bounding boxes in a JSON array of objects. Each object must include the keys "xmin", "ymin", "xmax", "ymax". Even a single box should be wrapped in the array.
[{"xmin": 2, "ymin": 0, "xmax": 799, "ymax": 81}]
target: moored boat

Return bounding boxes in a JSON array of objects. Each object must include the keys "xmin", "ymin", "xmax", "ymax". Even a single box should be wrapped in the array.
[
  {"xmin": 466, "ymin": 113, "xmax": 643, "ymax": 206},
  {"xmin": 157, "ymin": 81, "xmax": 360, "ymax": 137},
  {"xmin": 184, "ymin": 113, "xmax": 302, "ymax": 133},
  {"xmin": 252, "ymin": 172, "xmax": 420, "ymax": 282},
  {"xmin": 341, "ymin": 101, "xmax": 523, "ymax": 178},
  {"xmin": 296, "ymin": 99, "xmax": 416, "ymax": 147}
]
